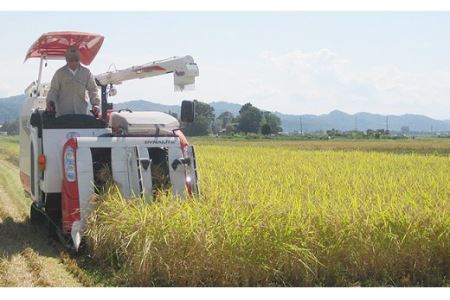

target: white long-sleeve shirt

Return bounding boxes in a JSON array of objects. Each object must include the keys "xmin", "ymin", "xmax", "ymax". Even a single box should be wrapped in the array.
[{"xmin": 46, "ymin": 65, "xmax": 100, "ymax": 117}]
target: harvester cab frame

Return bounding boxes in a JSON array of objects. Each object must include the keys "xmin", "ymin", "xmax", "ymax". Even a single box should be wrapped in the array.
[{"xmin": 19, "ymin": 31, "xmax": 200, "ymax": 250}]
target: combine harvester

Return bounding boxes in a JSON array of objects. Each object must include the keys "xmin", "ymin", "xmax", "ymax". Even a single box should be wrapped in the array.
[{"xmin": 19, "ymin": 32, "xmax": 200, "ymax": 250}]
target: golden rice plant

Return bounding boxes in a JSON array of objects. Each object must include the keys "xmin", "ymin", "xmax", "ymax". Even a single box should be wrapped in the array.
[{"xmin": 84, "ymin": 141, "xmax": 450, "ymax": 286}]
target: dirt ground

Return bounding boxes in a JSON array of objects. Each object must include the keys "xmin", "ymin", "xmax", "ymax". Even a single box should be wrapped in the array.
[{"xmin": 0, "ymin": 156, "xmax": 82, "ymax": 287}]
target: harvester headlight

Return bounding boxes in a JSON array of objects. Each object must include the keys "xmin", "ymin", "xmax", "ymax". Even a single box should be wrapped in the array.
[{"xmin": 64, "ymin": 146, "xmax": 77, "ymax": 182}]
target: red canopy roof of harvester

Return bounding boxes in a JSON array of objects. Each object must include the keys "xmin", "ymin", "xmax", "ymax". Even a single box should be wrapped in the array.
[{"xmin": 25, "ymin": 31, "xmax": 104, "ymax": 65}]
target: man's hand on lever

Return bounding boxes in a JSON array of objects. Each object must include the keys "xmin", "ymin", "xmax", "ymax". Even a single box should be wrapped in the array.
[
  {"xmin": 46, "ymin": 101, "xmax": 56, "ymax": 113},
  {"xmin": 91, "ymin": 105, "xmax": 100, "ymax": 117}
]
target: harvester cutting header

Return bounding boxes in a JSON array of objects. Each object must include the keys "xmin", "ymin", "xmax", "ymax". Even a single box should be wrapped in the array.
[{"xmin": 19, "ymin": 31, "xmax": 200, "ymax": 250}]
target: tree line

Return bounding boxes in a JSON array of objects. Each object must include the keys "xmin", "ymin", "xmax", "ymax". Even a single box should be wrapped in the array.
[
  {"xmin": 183, "ymin": 101, "xmax": 282, "ymax": 136},
  {"xmin": 0, "ymin": 118, "xmax": 19, "ymax": 135}
]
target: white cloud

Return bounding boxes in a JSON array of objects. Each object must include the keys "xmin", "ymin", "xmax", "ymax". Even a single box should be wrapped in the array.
[{"xmin": 245, "ymin": 49, "xmax": 450, "ymax": 119}]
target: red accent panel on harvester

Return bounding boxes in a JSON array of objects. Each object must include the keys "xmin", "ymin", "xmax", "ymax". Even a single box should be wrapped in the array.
[{"xmin": 61, "ymin": 138, "xmax": 81, "ymax": 233}]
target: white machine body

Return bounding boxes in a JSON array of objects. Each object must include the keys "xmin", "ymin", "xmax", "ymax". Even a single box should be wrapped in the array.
[
  {"xmin": 109, "ymin": 111, "xmax": 180, "ymax": 136},
  {"xmin": 20, "ymin": 109, "xmax": 199, "ymax": 250}
]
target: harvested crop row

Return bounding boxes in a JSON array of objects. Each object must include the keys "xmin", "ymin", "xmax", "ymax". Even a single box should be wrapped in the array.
[
  {"xmin": 85, "ymin": 144, "xmax": 450, "ymax": 286},
  {"xmin": 0, "ymin": 137, "xmax": 85, "ymax": 287},
  {"xmin": 0, "ymin": 248, "xmax": 49, "ymax": 287}
]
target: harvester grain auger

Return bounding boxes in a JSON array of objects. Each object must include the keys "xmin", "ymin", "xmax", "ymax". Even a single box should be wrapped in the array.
[{"xmin": 19, "ymin": 32, "xmax": 200, "ymax": 250}]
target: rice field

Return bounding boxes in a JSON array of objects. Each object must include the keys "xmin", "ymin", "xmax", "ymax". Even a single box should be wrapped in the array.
[
  {"xmin": 0, "ymin": 136, "xmax": 20, "ymax": 165},
  {"xmin": 84, "ymin": 138, "xmax": 450, "ymax": 286}
]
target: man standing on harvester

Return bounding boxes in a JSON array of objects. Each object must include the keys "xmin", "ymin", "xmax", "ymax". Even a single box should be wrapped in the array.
[{"xmin": 46, "ymin": 47, "xmax": 100, "ymax": 116}]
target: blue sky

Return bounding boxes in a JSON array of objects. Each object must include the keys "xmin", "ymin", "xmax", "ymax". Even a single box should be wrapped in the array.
[{"xmin": 1, "ymin": 12, "xmax": 450, "ymax": 119}]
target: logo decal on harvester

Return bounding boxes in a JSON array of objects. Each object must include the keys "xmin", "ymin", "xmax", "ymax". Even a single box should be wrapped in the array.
[{"xmin": 144, "ymin": 138, "xmax": 176, "ymax": 145}]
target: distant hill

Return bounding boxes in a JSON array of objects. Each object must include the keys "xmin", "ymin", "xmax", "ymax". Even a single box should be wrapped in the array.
[
  {"xmin": 115, "ymin": 100, "xmax": 450, "ymax": 132},
  {"xmin": 114, "ymin": 100, "xmax": 180, "ymax": 115},
  {"xmin": 1, "ymin": 95, "xmax": 449, "ymax": 132},
  {"xmin": 114, "ymin": 100, "xmax": 243, "ymax": 118},
  {"xmin": 277, "ymin": 109, "xmax": 450, "ymax": 133},
  {"xmin": 0, "ymin": 95, "xmax": 26, "ymax": 123},
  {"xmin": 208, "ymin": 101, "xmax": 242, "ymax": 116}
]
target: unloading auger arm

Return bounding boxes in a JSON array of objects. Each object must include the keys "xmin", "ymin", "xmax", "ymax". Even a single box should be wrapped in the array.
[
  {"xmin": 94, "ymin": 55, "xmax": 199, "ymax": 121},
  {"xmin": 95, "ymin": 55, "xmax": 199, "ymax": 91}
]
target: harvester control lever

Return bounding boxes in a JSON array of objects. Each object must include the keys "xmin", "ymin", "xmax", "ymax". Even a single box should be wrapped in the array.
[{"xmin": 171, "ymin": 157, "xmax": 191, "ymax": 171}]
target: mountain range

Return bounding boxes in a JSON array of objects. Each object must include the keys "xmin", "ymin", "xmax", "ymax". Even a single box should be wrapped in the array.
[{"xmin": 2, "ymin": 95, "xmax": 450, "ymax": 133}]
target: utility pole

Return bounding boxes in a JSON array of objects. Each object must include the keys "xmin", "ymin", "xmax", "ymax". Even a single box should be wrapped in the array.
[
  {"xmin": 386, "ymin": 115, "xmax": 389, "ymax": 132},
  {"xmin": 299, "ymin": 116, "xmax": 303, "ymax": 135}
]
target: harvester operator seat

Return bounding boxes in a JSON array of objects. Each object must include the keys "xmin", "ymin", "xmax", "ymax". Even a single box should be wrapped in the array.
[{"xmin": 30, "ymin": 110, "xmax": 107, "ymax": 136}]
